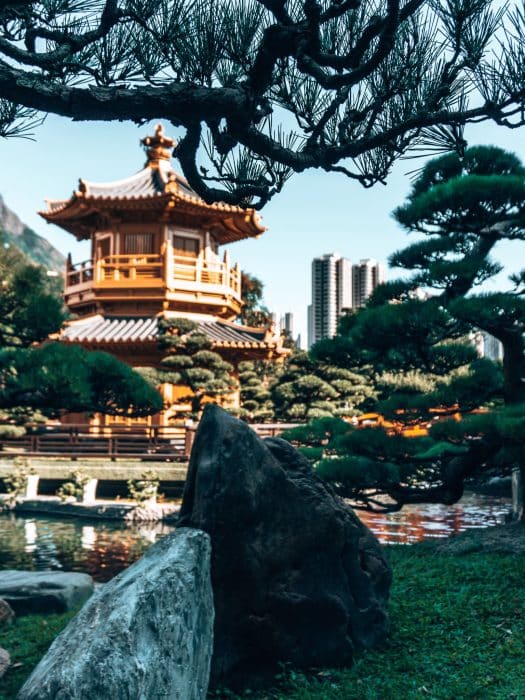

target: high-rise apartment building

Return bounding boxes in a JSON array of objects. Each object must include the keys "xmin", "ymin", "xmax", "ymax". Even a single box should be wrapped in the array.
[
  {"xmin": 309, "ymin": 254, "xmax": 352, "ymax": 346},
  {"xmin": 308, "ymin": 255, "xmax": 385, "ymax": 347},
  {"xmin": 280, "ymin": 312, "xmax": 294, "ymax": 337},
  {"xmin": 352, "ymin": 258, "xmax": 385, "ymax": 308}
]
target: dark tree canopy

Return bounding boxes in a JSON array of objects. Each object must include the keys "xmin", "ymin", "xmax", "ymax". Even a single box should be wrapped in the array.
[
  {"xmin": 271, "ymin": 350, "xmax": 376, "ymax": 420},
  {"xmin": 290, "ymin": 145, "xmax": 525, "ymax": 515},
  {"xmin": 0, "ymin": 343, "xmax": 164, "ymax": 417},
  {"xmin": 1, "ymin": 1, "xmax": 525, "ymax": 206},
  {"xmin": 392, "ymin": 145, "xmax": 525, "ymax": 403}
]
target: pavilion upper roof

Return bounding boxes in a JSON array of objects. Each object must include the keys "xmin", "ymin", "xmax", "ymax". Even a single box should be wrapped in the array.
[{"xmin": 40, "ymin": 124, "xmax": 266, "ymax": 244}]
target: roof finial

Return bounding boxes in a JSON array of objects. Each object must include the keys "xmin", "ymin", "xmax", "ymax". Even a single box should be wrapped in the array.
[{"xmin": 141, "ymin": 124, "xmax": 176, "ymax": 166}]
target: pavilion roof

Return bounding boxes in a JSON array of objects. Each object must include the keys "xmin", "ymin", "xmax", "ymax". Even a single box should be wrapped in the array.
[
  {"xmin": 57, "ymin": 315, "xmax": 279, "ymax": 350},
  {"xmin": 40, "ymin": 125, "xmax": 265, "ymax": 244}
]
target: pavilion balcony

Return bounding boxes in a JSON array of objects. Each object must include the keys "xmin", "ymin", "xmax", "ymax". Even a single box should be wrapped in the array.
[{"xmin": 64, "ymin": 252, "xmax": 242, "ymax": 314}]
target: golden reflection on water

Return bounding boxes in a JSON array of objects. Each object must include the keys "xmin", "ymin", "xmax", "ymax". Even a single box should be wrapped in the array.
[{"xmin": 356, "ymin": 493, "xmax": 511, "ymax": 545}]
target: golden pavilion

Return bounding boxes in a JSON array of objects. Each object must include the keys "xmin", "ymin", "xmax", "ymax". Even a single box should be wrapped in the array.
[{"xmin": 41, "ymin": 124, "xmax": 286, "ymax": 426}]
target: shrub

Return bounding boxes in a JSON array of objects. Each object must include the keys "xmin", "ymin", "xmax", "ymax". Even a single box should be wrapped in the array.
[
  {"xmin": 0, "ymin": 424, "xmax": 26, "ymax": 439},
  {"xmin": 56, "ymin": 471, "xmax": 90, "ymax": 501},
  {"xmin": 127, "ymin": 471, "xmax": 159, "ymax": 505}
]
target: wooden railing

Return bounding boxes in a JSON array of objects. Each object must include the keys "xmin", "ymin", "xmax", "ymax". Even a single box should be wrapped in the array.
[
  {"xmin": 66, "ymin": 259, "xmax": 93, "ymax": 287},
  {"xmin": 66, "ymin": 253, "xmax": 241, "ymax": 297},
  {"xmin": 0, "ymin": 423, "xmax": 299, "ymax": 462},
  {"xmin": 171, "ymin": 255, "xmax": 241, "ymax": 295},
  {"xmin": 98, "ymin": 254, "xmax": 163, "ymax": 281}
]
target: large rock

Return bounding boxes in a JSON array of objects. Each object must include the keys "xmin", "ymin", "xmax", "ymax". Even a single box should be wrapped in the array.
[
  {"xmin": 179, "ymin": 405, "xmax": 392, "ymax": 691},
  {"xmin": 17, "ymin": 529, "xmax": 213, "ymax": 700},
  {"xmin": 0, "ymin": 571, "xmax": 93, "ymax": 615}
]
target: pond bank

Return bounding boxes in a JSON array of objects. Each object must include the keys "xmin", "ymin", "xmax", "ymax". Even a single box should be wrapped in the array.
[{"xmin": 7, "ymin": 496, "xmax": 179, "ymax": 523}]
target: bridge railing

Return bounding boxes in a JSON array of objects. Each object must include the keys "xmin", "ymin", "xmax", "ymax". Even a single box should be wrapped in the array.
[{"xmin": 0, "ymin": 423, "xmax": 300, "ymax": 461}]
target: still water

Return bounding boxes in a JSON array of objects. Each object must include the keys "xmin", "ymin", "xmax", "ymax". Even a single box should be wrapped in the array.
[{"xmin": 0, "ymin": 493, "xmax": 511, "ymax": 582}]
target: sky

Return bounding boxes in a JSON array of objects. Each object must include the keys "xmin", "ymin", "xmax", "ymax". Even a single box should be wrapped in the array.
[{"xmin": 1, "ymin": 115, "xmax": 524, "ymax": 346}]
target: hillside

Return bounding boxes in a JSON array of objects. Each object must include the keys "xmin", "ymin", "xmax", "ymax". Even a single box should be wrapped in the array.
[{"xmin": 0, "ymin": 194, "xmax": 65, "ymax": 273}]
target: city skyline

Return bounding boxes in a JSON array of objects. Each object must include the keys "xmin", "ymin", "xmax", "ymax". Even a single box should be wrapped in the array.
[{"xmin": 0, "ymin": 117, "xmax": 524, "ymax": 343}]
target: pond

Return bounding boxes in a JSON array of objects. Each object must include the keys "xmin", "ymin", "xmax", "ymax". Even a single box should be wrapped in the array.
[
  {"xmin": 0, "ymin": 492, "xmax": 511, "ymax": 582},
  {"xmin": 357, "ymin": 492, "xmax": 511, "ymax": 545}
]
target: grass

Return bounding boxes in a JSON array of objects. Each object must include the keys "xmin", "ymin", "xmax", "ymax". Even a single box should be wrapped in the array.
[
  {"xmin": 223, "ymin": 543, "xmax": 525, "ymax": 700},
  {"xmin": 0, "ymin": 544, "xmax": 524, "ymax": 699},
  {"xmin": 0, "ymin": 610, "xmax": 75, "ymax": 699}
]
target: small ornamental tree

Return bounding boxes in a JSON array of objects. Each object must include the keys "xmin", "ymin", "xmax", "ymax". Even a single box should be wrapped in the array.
[
  {"xmin": 271, "ymin": 351, "xmax": 375, "ymax": 421},
  {"xmin": 158, "ymin": 318, "xmax": 236, "ymax": 417},
  {"xmin": 290, "ymin": 146, "xmax": 525, "ymax": 516},
  {"xmin": 238, "ymin": 360, "xmax": 275, "ymax": 422}
]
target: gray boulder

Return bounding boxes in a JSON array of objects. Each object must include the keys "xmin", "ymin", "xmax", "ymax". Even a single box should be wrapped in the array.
[
  {"xmin": 179, "ymin": 405, "xmax": 392, "ymax": 692},
  {"xmin": 17, "ymin": 529, "xmax": 213, "ymax": 700},
  {"xmin": 0, "ymin": 571, "xmax": 94, "ymax": 615}
]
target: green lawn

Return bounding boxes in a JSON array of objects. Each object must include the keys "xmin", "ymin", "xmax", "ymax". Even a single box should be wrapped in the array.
[
  {"xmin": 0, "ymin": 610, "xmax": 75, "ymax": 699},
  {"xmin": 1, "ymin": 543, "xmax": 524, "ymax": 699}
]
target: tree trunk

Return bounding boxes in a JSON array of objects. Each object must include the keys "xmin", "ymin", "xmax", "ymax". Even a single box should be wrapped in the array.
[{"xmin": 511, "ymin": 467, "xmax": 524, "ymax": 522}]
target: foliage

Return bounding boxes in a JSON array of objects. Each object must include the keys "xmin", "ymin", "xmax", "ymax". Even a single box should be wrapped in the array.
[
  {"xmin": 0, "ymin": 425, "xmax": 26, "ymax": 439},
  {"xmin": 1, "ymin": 2, "xmax": 525, "ymax": 206},
  {"xmin": 271, "ymin": 351, "xmax": 376, "ymax": 421},
  {"xmin": 56, "ymin": 470, "xmax": 91, "ymax": 501},
  {"xmin": 238, "ymin": 360, "xmax": 276, "ymax": 422},
  {"xmin": 307, "ymin": 146, "xmax": 525, "ymax": 512},
  {"xmin": 2, "ymin": 459, "xmax": 33, "ymax": 505},
  {"xmin": 0, "ymin": 235, "xmax": 65, "ymax": 349},
  {"xmin": 240, "ymin": 273, "xmax": 271, "ymax": 327},
  {"xmin": 0, "ymin": 343, "xmax": 163, "ymax": 418},
  {"xmin": 157, "ymin": 318, "xmax": 236, "ymax": 417},
  {"xmin": 127, "ymin": 470, "xmax": 159, "ymax": 505}
]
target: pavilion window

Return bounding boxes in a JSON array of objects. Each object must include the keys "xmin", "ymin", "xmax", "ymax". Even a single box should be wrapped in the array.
[
  {"xmin": 124, "ymin": 233, "xmax": 156, "ymax": 255},
  {"xmin": 173, "ymin": 235, "xmax": 200, "ymax": 258}
]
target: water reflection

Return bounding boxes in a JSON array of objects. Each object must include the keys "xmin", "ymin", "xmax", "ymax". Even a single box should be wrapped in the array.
[
  {"xmin": 0, "ymin": 493, "xmax": 512, "ymax": 581},
  {"xmin": 0, "ymin": 515, "xmax": 175, "ymax": 582},
  {"xmin": 356, "ymin": 493, "xmax": 511, "ymax": 544}
]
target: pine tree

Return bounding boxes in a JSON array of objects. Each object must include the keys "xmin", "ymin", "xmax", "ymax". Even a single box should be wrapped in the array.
[
  {"xmin": 238, "ymin": 360, "xmax": 275, "ymax": 422},
  {"xmin": 271, "ymin": 351, "xmax": 375, "ymax": 421},
  {"xmin": 289, "ymin": 146, "xmax": 525, "ymax": 516},
  {"xmin": 158, "ymin": 318, "xmax": 236, "ymax": 418},
  {"xmin": 1, "ymin": 1, "xmax": 525, "ymax": 206}
]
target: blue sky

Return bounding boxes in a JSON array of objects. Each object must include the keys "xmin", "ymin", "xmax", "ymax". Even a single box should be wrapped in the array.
[{"xmin": 1, "ymin": 115, "xmax": 524, "ymax": 345}]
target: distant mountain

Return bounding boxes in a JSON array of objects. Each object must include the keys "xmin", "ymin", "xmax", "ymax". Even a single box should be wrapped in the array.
[{"xmin": 0, "ymin": 194, "xmax": 65, "ymax": 274}]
